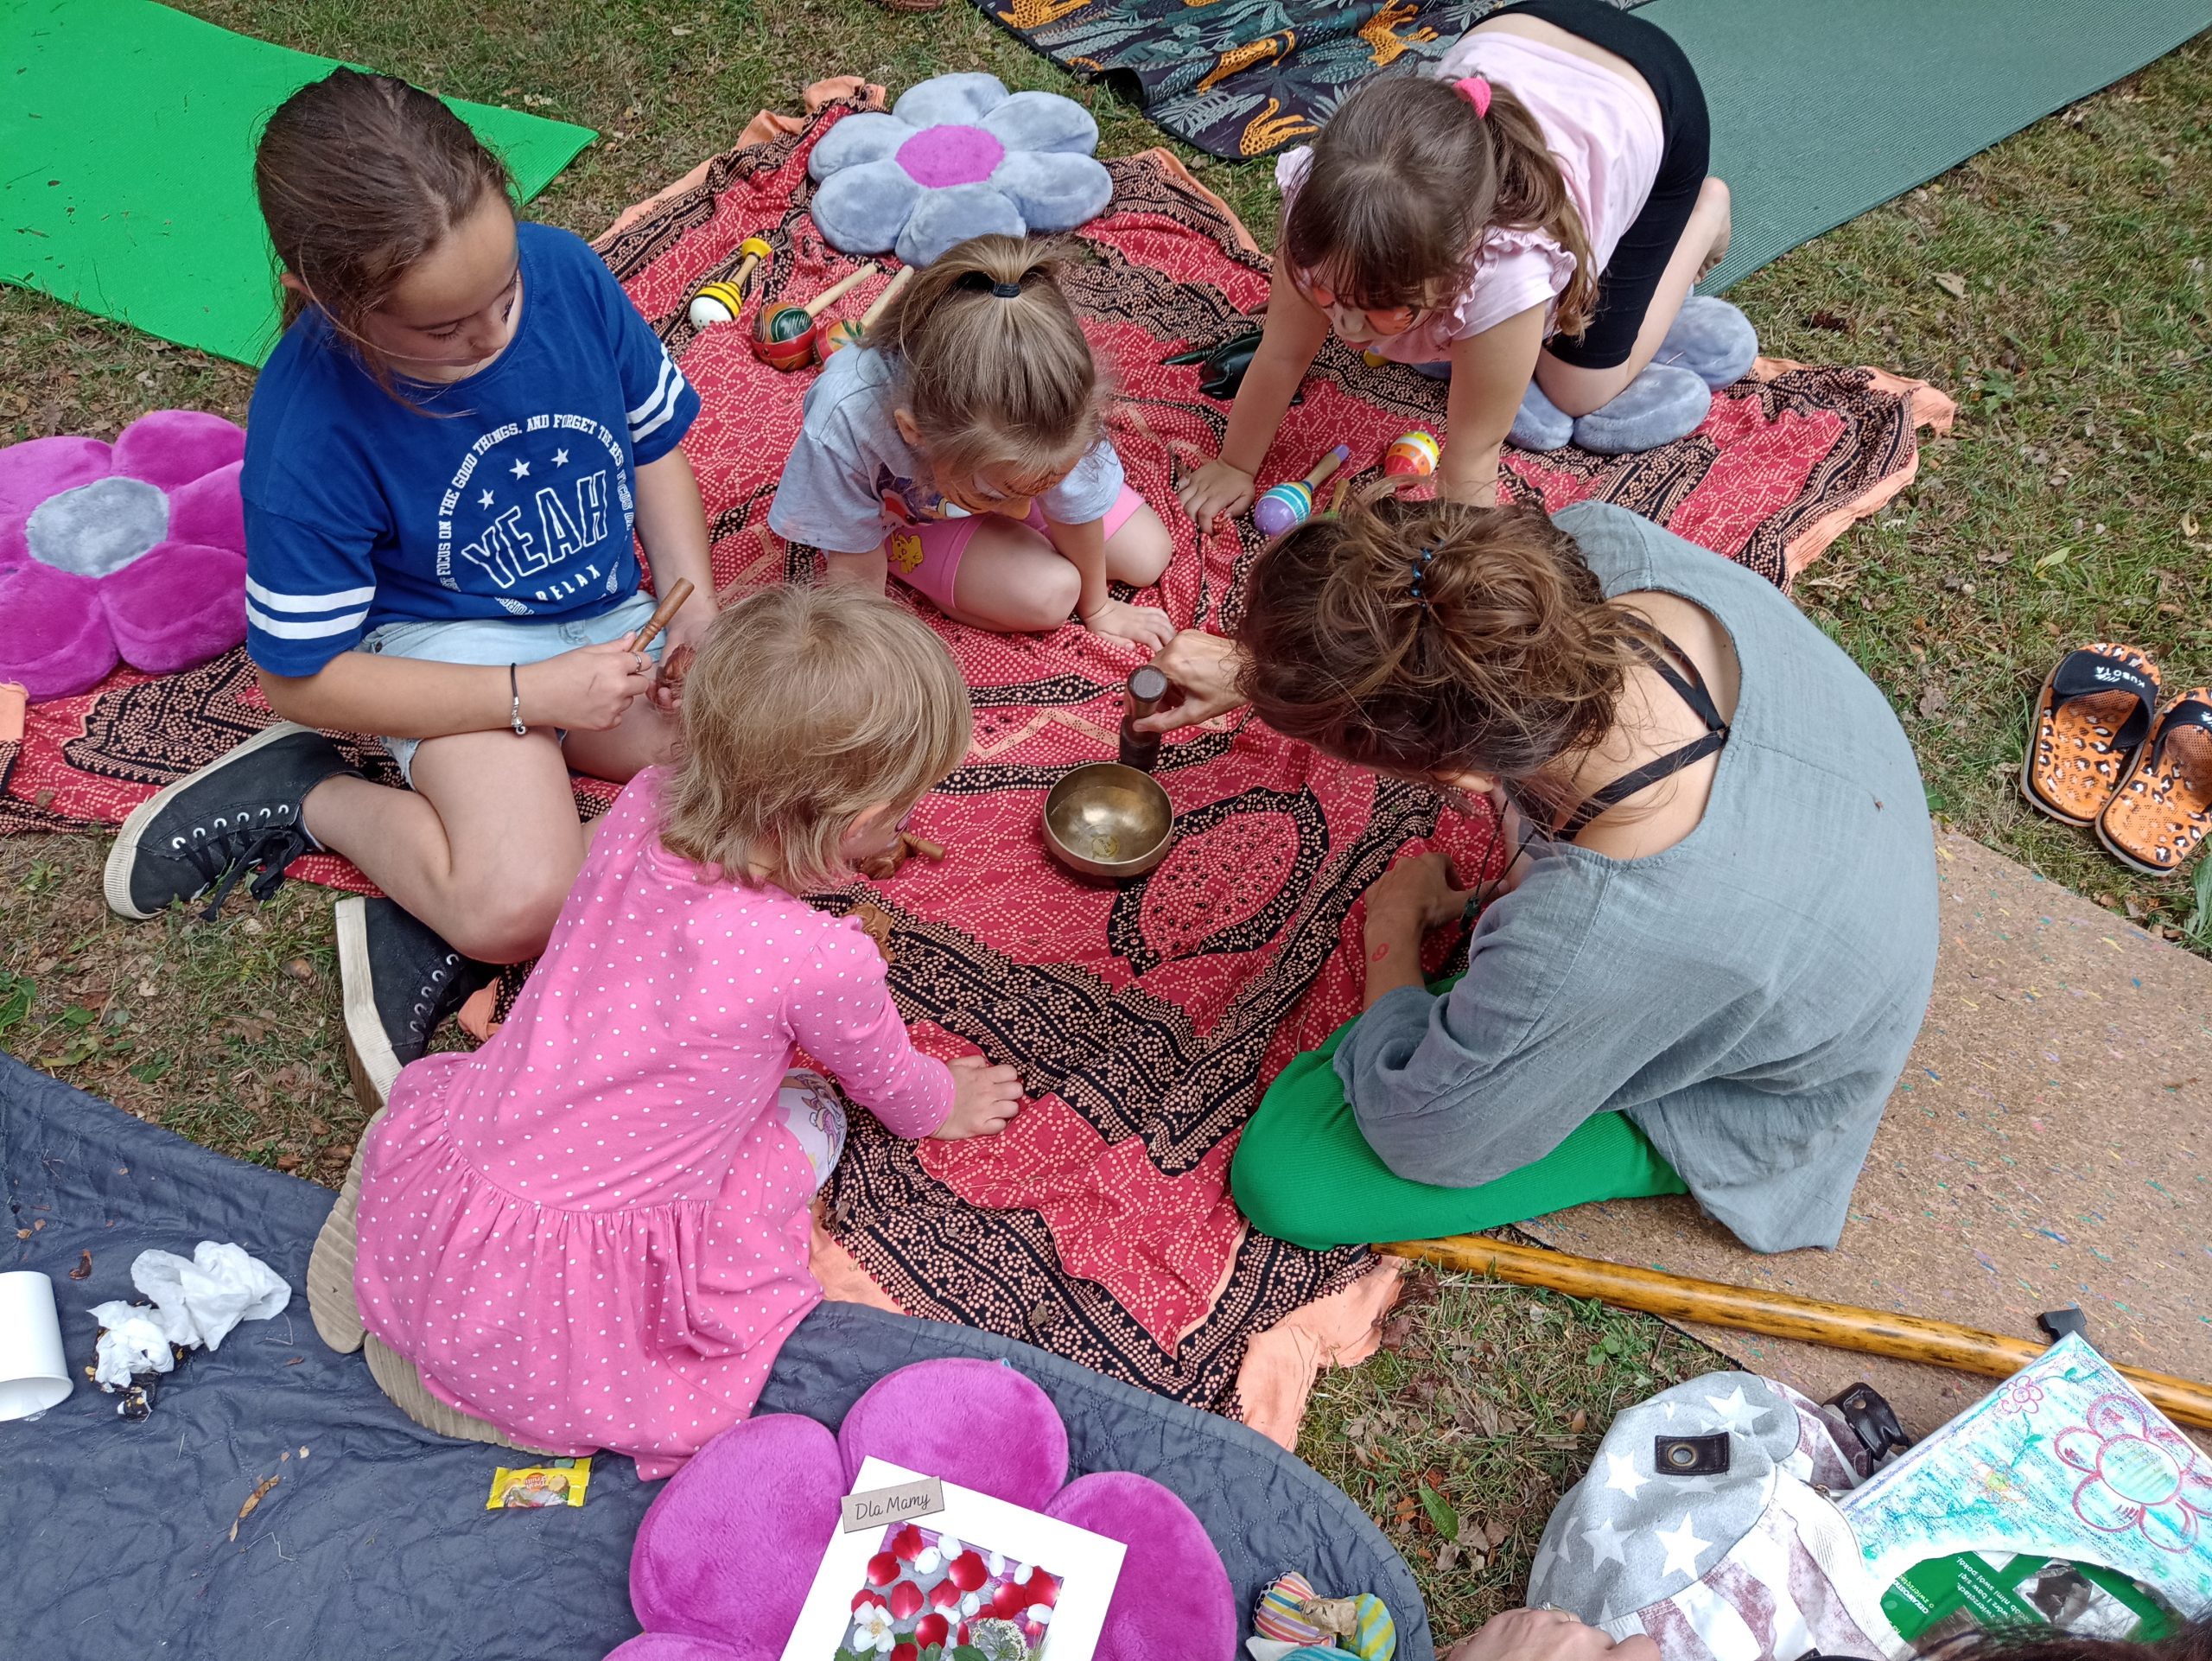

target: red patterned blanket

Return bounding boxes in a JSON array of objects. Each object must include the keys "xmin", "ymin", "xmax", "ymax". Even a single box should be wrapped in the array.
[{"xmin": 0, "ymin": 101, "xmax": 1950, "ymax": 1432}]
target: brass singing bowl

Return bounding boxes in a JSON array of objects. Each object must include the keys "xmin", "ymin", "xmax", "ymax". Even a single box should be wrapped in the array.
[{"xmin": 1042, "ymin": 763, "xmax": 1175, "ymax": 880}]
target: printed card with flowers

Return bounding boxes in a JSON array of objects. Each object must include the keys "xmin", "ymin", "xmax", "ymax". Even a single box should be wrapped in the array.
[
  {"xmin": 1839, "ymin": 1334, "xmax": 2212, "ymax": 1617},
  {"xmin": 781, "ymin": 1458, "xmax": 1126, "ymax": 1661}
]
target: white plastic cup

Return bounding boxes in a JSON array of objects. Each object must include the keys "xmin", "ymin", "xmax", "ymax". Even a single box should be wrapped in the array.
[{"xmin": 0, "ymin": 1270, "xmax": 73, "ymax": 1421}]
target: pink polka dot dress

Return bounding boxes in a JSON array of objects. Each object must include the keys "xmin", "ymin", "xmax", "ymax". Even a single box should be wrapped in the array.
[{"xmin": 352, "ymin": 769, "xmax": 953, "ymax": 1479}]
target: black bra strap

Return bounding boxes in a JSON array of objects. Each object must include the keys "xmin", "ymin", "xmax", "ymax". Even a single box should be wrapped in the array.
[
  {"xmin": 1558, "ymin": 729, "xmax": 1728, "ymax": 836},
  {"xmin": 1556, "ymin": 628, "xmax": 1732, "ymax": 837},
  {"xmin": 1630, "ymin": 631, "xmax": 1726, "ymax": 734}
]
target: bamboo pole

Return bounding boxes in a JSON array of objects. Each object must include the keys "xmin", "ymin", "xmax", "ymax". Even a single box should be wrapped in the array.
[{"xmin": 1382, "ymin": 1234, "xmax": 2212, "ymax": 1431}]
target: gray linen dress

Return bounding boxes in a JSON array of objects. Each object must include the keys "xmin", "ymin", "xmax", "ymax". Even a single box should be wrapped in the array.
[{"xmin": 1333, "ymin": 500, "xmax": 1938, "ymax": 1251}]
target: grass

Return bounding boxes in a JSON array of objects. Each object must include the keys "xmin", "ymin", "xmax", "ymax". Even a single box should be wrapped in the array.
[{"xmin": 3, "ymin": 3, "xmax": 2210, "ymax": 1645}]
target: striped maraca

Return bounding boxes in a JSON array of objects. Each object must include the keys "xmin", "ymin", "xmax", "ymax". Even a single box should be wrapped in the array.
[
  {"xmin": 1253, "ymin": 443, "xmax": 1351, "ymax": 538},
  {"xmin": 1384, "ymin": 430, "xmax": 1439, "ymax": 477}
]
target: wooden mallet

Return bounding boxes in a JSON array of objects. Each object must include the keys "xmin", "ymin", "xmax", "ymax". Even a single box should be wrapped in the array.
[
  {"xmin": 1384, "ymin": 1233, "xmax": 2212, "ymax": 1430},
  {"xmin": 819, "ymin": 265, "xmax": 915, "ymax": 361},
  {"xmin": 632, "ymin": 578, "xmax": 695, "ymax": 698},
  {"xmin": 751, "ymin": 263, "xmax": 879, "ymax": 371}
]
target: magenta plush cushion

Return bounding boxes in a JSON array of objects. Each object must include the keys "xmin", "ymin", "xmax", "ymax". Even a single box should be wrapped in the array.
[
  {"xmin": 1048, "ymin": 1472, "xmax": 1238, "ymax": 1661},
  {"xmin": 836, "ymin": 1359, "xmax": 1068, "ymax": 1509},
  {"xmin": 0, "ymin": 411, "xmax": 248, "ymax": 700},
  {"xmin": 631, "ymin": 1412, "xmax": 846, "ymax": 1645},
  {"xmin": 625, "ymin": 1359, "xmax": 1236, "ymax": 1659}
]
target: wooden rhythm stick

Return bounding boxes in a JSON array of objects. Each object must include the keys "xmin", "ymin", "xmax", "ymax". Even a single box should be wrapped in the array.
[
  {"xmin": 1383, "ymin": 1233, "xmax": 2212, "ymax": 1430},
  {"xmin": 630, "ymin": 578, "xmax": 693, "ymax": 657},
  {"xmin": 820, "ymin": 265, "xmax": 916, "ymax": 361}
]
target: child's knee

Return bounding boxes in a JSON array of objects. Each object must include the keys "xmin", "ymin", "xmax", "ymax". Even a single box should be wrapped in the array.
[
  {"xmin": 1004, "ymin": 557, "xmax": 1084, "ymax": 631},
  {"xmin": 1107, "ymin": 506, "xmax": 1174, "ymax": 586}
]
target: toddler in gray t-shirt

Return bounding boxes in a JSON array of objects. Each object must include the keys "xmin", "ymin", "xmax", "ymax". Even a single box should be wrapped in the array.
[{"xmin": 765, "ymin": 238, "xmax": 1174, "ymax": 648}]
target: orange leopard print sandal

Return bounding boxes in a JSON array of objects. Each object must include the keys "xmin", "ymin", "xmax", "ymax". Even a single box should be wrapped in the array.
[
  {"xmin": 2097, "ymin": 690, "xmax": 2212, "ymax": 875},
  {"xmin": 2020, "ymin": 644, "xmax": 2160, "ymax": 825}
]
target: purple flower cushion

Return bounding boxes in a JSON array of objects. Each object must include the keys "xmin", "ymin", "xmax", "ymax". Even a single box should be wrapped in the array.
[
  {"xmin": 620, "ymin": 1359, "xmax": 1236, "ymax": 1659},
  {"xmin": 0, "ymin": 410, "xmax": 247, "ymax": 701}
]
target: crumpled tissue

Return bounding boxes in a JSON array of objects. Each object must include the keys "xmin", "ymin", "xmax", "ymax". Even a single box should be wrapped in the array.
[{"xmin": 89, "ymin": 1242, "xmax": 291, "ymax": 1387}]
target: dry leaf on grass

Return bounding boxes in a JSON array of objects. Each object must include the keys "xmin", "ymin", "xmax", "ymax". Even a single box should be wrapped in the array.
[{"xmin": 1935, "ymin": 273, "xmax": 1968, "ymax": 298}]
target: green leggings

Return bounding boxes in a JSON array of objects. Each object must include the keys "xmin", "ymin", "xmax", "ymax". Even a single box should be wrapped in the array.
[{"xmin": 1231, "ymin": 983, "xmax": 1687, "ymax": 1251}]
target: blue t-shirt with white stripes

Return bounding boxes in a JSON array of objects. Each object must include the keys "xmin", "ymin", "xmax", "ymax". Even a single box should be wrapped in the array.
[{"xmin": 238, "ymin": 222, "xmax": 698, "ymax": 677}]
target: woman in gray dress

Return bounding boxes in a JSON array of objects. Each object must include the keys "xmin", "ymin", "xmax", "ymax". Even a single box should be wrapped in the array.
[{"xmin": 1141, "ymin": 497, "xmax": 1937, "ymax": 1253}]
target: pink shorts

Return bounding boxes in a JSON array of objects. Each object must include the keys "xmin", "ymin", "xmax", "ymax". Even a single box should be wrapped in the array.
[{"xmin": 885, "ymin": 485, "xmax": 1145, "ymax": 613}]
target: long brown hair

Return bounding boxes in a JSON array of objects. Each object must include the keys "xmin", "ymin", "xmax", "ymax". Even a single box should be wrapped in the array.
[
  {"xmin": 254, "ymin": 68, "xmax": 514, "ymax": 376},
  {"xmin": 1233, "ymin": 493, "xmax": 1649, "ymax": 789},
  {"xmin": 661, "ymin": 585, "xmax": 972, "ymax": 893},
  {"xmin": 1281, "ymin": 75, "xmax": 1598, "ymax": 339},
  {"xmin": 873, "ymin": 234, "xmax": 1108, "ymax": 491}
]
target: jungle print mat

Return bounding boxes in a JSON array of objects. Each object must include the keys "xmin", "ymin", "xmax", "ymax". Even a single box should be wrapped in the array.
[
  {"xmin": 972, "ymin": 0, "xmax": 1647, "ymax": 160},
  {"xmin": 0, "ymin": 100, "xmax": 1949, "ymax": 1426}
]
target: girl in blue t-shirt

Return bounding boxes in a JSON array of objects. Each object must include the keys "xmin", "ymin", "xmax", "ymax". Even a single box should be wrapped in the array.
[{"xmin": 103, "ymin": 69, "xmax": 716, "ymax": 1099}]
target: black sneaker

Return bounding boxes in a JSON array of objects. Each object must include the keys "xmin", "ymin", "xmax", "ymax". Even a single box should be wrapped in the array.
[
  {"xmin": 336, "ymin": 895, "xmax": 493, "ymax": 1108},
  {"xmin": 103, "ymin": 722, "xmax": 359, "ymax": 921}
]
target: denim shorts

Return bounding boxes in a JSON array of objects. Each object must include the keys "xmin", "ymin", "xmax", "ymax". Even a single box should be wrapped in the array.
[{"xmin": 355, "ymin": 589, "xmax": 662, "ymax": 786}]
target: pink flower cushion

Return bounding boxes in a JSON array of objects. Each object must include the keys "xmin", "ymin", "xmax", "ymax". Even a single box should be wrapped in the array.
[
  {"xmin": 611, "ymin": 1359, "xmax": 1236, "ymax": 1661},
  {"xmin": 836, "ymin": 1358, "xmax": 1068, "ymax": 1508},
  {"xmin": 630, "ymin": 1413, "xmax": 847, "ymax": 1646},
  {"xmin": 0, "ymin": 410, "xmax": 247, "ymax": 702},
  {"xmin": 1048, "ymin": 1473, "xmax": 1237, "ymax": 1661}
]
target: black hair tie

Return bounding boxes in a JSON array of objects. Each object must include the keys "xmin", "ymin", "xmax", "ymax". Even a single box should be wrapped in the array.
[{"xmin": 991, "ymin": 281, "xmax": 1022, "ymax": 298}]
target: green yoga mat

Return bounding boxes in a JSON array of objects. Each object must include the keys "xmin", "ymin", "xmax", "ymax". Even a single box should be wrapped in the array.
[
  {"xmin": 1, "ymin": 0, "xmax": 595, "ymax": 366},
  {"xmin": 1651, "ymin": 0, "xmax": 2212, "ymax": 293}
]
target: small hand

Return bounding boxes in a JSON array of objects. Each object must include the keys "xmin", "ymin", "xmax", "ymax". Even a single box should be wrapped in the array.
[
  {"xmin": 1080, "ymin": 598, "xmax": 1176, "ymax": 652},
  {"xmin": 1446, "ymin": 1608, "xmax": 1659, "ymax": 1661},
  {"xmin": 521, "ymin": 636, "xmax": 654, "ymax": 731},
  {"xmin": 1363, "ymin": 850, "xmax": 1476, "ymax": 934},
  {"xmin": 649, "ymin": 606, "xmax": 715, "ymax": 714},
  {"xmin": 1133, "ymin": 630, "xmax": 1248, "ymax": 733},
  {"xmin": 1176, "ymin": 460, "xmax": 1256, "ymax": 526},
  {"xmin": 932, "ymin": 1054, "xmax": 1025, "ymax": 1141}
]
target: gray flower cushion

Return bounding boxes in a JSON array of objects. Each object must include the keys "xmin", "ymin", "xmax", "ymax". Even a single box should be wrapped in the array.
[
  {"xmin": 808, "ymin": 73, "xmax": 1115, "ymax": 268},
  {"xmin": 1511, "ymin": 296, "xmax": 1761, "ymax": 454}
]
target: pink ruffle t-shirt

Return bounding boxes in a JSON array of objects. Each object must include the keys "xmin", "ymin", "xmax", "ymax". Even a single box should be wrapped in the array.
[
  {"xmin": 353, "ymin": 768, "xmax": 954, "ymax": 1478},
  {"xmin": 1275, "ymin": 31, "xmax": 1665, "ymax": 363}
]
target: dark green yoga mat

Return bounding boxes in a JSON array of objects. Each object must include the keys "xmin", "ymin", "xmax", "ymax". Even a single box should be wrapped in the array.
[
  {"xmin": 1653, "ymin": 0, "xmax": 2212, "ymax": 292},
  {"xmin": 1, "ymin": 0, "xmax": 596, "ymax": 366}
]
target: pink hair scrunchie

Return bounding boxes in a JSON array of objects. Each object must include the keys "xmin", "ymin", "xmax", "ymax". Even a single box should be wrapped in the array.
[{"xmin": 1455, "ymin": 74, "xmax": 1492, "ymax": 118}]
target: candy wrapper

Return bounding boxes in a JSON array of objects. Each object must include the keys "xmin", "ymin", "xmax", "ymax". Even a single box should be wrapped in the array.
[{"xmin": 487, "ymin": 1457, "xmax": 592, "ymax": 1510}]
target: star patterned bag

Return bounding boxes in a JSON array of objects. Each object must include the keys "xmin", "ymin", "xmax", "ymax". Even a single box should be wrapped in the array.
[{"xmin": 1528, "ymin": 1371, "xmax": 1900, "ymax": 1661}]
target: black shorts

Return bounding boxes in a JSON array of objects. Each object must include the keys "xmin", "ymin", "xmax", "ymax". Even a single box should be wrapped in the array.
[{"xmin": 1494, "ymin": 0, "xmax": 1711, "ymax": 371}]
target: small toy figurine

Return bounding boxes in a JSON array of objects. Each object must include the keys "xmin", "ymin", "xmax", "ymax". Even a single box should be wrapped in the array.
[
  {"xmin": 751, "ymin": 263, "xmax": 880, "ymax": 371},
  {"xmin": 1383, "ymin": 430, "xmax": 1439, "ymax": 478},
  {"xmin": 817, "ymin": 265, "xmax": 915, "ymax": 361},
  {"xmin": 1253, "ymin": 444, "xmax": 1351, "ymax": 538},
  {"xmin": 687, "ymin": 236, "xmax": 775, "ymax": 328}
]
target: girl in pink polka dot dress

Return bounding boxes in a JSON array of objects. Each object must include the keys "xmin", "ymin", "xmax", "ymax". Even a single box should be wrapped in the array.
[{"xmin": 322, "ymin": 586, "xmax": 1023, "ymax": 1478}]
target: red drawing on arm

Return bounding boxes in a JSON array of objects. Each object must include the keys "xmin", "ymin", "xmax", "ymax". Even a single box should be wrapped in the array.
[{"xmin": 1368, "ymin": 941, "xmax": 1390, "ymax": 965}]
